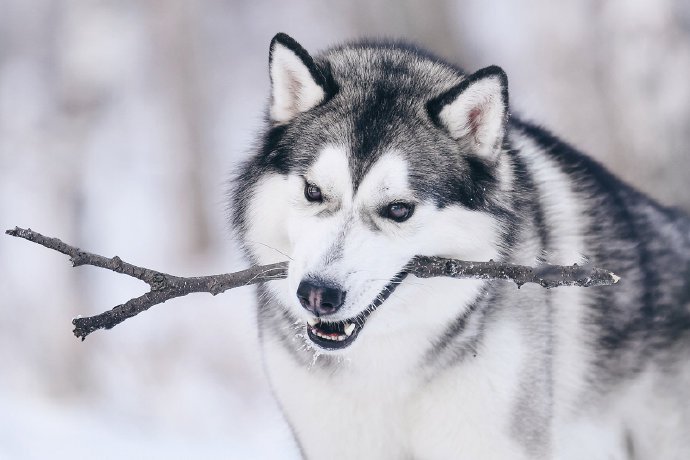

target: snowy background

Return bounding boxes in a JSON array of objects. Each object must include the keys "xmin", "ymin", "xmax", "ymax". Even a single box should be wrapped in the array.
[{"xmin": 1, "ymin": 1, "xmax": 689, "ymax": 458}]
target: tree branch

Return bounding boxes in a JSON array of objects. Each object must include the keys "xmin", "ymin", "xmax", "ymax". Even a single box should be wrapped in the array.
[{"xmin": 6, "ymin": 226, "xmax": 619, "ymax": 340}]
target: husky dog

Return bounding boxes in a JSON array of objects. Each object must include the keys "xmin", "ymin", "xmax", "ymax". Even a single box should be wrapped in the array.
[{"xmin": 232, "ymin": 33, "xmax": 690, "ymax": 459}]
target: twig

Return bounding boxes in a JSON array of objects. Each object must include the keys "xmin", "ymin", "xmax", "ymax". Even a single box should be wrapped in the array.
[{"xmin": 6, "ymin": 227, "xmax": 619, "ymax": 340}]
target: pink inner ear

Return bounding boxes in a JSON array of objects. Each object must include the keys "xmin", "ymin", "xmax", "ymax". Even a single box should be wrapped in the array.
[{"xmin": 468, "ymin": 106, "xmax": 483, "ymax": 143}]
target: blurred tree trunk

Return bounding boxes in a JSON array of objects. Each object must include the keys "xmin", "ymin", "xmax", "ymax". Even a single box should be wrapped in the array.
[
  {"xmin": 341, "ymin": 0, "xmax": 471, "ymax": 64},
  {"xmin": 593, "ymin": 0, "xmax": 690, "ymax": 211},
  {"xmin": 149, "ymin": 0, "xmax": 211, "ymax": 255}
]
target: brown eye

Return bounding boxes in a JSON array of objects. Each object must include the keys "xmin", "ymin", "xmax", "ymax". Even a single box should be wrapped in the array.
[
  {"xmin": 384, "ymin": 202, "xmax": 414, "ymax": 222},
  {"xmin": 305, "ymin": 183, "xmax": 323, "ymax": 202}
]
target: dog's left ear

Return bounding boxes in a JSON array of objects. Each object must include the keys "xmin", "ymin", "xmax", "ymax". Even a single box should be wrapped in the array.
[
  {"xmin": 427, "ymin": 66, "xmax": 509, "ymax": 159},
  {"xmin": 269, "ymin": 33, "xmax": 332, "ymax": 124}
]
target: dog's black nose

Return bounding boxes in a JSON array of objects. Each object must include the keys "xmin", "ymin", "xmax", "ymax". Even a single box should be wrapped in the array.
[{"xmin": 296, "ymin": 280, "xmax": 346, "ymax": 316}]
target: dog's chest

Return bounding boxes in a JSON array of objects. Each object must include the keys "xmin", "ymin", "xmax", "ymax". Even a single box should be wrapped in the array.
[{"xmin": 263, "ymin": 321, "xmax": 530, "ymax": 460}]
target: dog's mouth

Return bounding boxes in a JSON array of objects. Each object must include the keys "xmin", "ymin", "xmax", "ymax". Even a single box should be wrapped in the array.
[{"xmin": 305, "ymin": 271, "xmax": 408, "ymax": 350}]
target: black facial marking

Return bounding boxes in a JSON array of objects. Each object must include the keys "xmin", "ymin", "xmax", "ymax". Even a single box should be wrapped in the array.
[
  {"xmin": 259, "ymin": 125, "xmax": 290, "ymax": 174},
  {"xmin": 350, "ymin": 82, "xmax": 407, "ymax": 185},
  {"xmin": 262, "ymin": 46, "xmax": 506, "ymax": 216},
  {"xmin": 459, "ymin": 155, "xmax": 497, "ymax": 209},
  {"xmin": 423, "ymin": 154, "xmax": 498, "ymax": 210}
]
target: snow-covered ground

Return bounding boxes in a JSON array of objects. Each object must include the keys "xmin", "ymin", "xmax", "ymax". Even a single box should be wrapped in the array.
[{"xmin": 0, "ymin": 385, "xmax": 299, "ymax": 460}]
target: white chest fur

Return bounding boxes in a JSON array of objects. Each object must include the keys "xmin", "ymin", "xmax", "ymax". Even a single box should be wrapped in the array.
[{"xmin": 262, "ymin": 314, "xmax": 532, "ymax": 460}]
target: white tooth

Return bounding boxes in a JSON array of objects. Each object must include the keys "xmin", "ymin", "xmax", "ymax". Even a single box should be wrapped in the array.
[
  {"xmin": 307, "ymin": 317, "xmax": 320, "ymax": 327},
  {"xmin": 344, "ymin": 323, "xmax": 355, "ymax": 336}
]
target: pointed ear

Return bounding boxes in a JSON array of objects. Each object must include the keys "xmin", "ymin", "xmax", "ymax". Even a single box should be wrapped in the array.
[
  {"xmin": 427, "ymin": 66, "xmax": 509, "ymax": 159},
  {"xmin": 268, "ymin": 33, "xmax": 333, "ymax": 124}
]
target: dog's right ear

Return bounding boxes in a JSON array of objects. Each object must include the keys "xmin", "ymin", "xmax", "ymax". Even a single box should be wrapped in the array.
[{"xmin": 269, "ymin": 33, "xmax": 331, "ymax": 124}]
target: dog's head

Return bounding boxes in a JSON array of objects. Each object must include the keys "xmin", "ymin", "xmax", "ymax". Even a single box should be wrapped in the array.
[{"xmin": 233, "ymin": 34, "xmax": 511, "ymax": 352}]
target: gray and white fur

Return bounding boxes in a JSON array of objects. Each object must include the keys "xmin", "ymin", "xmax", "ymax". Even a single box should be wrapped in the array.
[{"xmin": 231, "ymin": 33, "xmax": 690, "ymax": 459}]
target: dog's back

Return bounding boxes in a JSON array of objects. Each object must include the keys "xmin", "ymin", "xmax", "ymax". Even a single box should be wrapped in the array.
[{"xmin": 509, "ymin": 119, "xmax": 690, "ymax": 459}]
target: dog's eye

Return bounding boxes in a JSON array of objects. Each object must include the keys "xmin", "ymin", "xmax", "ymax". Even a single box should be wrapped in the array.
[
  {"xmin": 384, "ymin": 202, "xmax": 414, "ymax": 222},
  {"xmin": 304, "ymin": 183, "xmax": 323, "ymax": 202}
]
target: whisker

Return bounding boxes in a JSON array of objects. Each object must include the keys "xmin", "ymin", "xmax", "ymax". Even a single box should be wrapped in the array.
[{"xmin": 245, "ymin": 239, "xmax": 294, "ymax": 261}]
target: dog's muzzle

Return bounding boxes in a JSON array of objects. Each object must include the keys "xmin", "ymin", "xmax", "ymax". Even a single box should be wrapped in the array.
[{"xmin": 301, "ymin": 271, "xmax": 408, "ymax": 350}]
